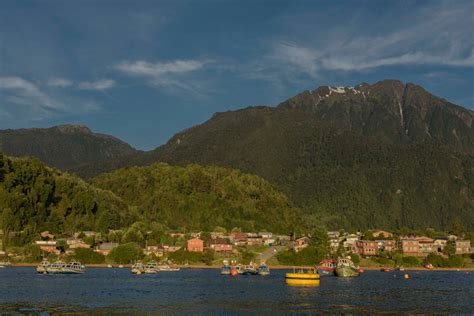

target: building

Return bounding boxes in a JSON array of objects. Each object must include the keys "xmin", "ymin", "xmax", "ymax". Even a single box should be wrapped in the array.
[
  {"xmin": 163, "ymin": 245, "xmax": 181, "ymax": 253},
  {"xmin": 433, "ymin": 238, "xmax": 448, "ymax": 253},
  {"xmin": 229, "ymin": 232, "xmax": 247, "ymax": 246},
  {"xmin": 35, "ymin": 240, "xmax": 60, "ymax": 255},
  {"xmin": 356, "ymin": 240, "xmax": 378, "ymax": 256},
  {"xmin": 66, "ymin": 238, "xmax": 90, "ymax": 249},
  {"xmin": 95, "ymin": 242, "xmax": 118, "ymax": 256},
  {"xmin": 401, "ymin": 239, "xmax": 420, "ymax": 256},
  {"xmin": 417, "ymin": 237, "xmax": 434, "ymax": 254},
  {"xmin": 455, "ymin": 240, "xmax": 471, "ymax": 255},
  {"xmin": 209, "ymin": 238, "xmax": 233, "ymax": 253},
  {"xmin": 372, "ymin": 230, "xmax": 393, "ymax": 239},
  {"xmin": 187, "ymin": 238, "xmax": 204, "ymax": 253},
  {"xmin": 246, "ymin": 236, "xmax": 264, "ymax": 246},
  {"xmin": 293, "ymin": 237, "xmax": 310, "ymax": 252},
  {"xmin": 343, "ymin": 234, "xmax": 359, "ymax": 253},
  {"xmin": 40, "ymin": 231, "xmax": 55, "ymax": 240},
  {"xmin": 376, "ymin": 240, "xmax": 396, "ymax": 252},
  {"xmin": 144, "ymin": 245, "xmax": 164, "ymax": 257},
  {"xmin": 258, "ymin": 232, "xmax": 273, "ymax": 239}
]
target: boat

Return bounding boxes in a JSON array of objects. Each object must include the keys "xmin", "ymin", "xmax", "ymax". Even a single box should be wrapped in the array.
[
  {"xmin": 334, "ymin": 257, "xmax": 360, "ymax": 277},
  {"xmin": 285, "ymin": 268, "xmax": 320, "ymax": 286},
  {"xmin": 144, "ymin": 261, "xmax": 159, "ymax": 274},
  {"xmin": 380, "ymin": 267, "xmax": 393, "ymax": 272},
  {"xmin": 317, "ymin": 259, "xmax": 336, "ymax": 276},
  {"xmin": 221, "ymin": 264, "xmax": 231, "ymax": 275},
  {"xmin": 158, "ymin": 264, "xmax": 180, "ymax": 272},
  {"xmin": 46, "ymin": 260, "xmax": 66, "ymax": 274},
  {"xmin": 242, "ymin": 262, "xmax": 258, "ymax": 275},
  {"xmin": 62, "ymin": 261, "xmax": 85, "ymax": 274},
  {"xmin": 0, "ymin": 261, "xmax": 11, "ymax": 268},
  {"xmin": 257, "ymin": 263, "xmax": 270, "ymax": 276},
  {"xmin": 131, "ymin": 261, "xmax": 145, "ymax": 274},
  {"xmin": 424, "ymin": 263, "xmax": 434, "ymax": 270},
  {"xmin": 231, "ymin": 264, "xmax": 244, "ymax": 275},
  {"xmin": 36, "ymin": 259, "xmax": 50, "ymax": 274}
]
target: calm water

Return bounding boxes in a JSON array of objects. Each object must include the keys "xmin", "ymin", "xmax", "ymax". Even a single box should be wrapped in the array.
[{"xmin": 0, "ymin": 268, "xmax": 473, "ymax": 315}]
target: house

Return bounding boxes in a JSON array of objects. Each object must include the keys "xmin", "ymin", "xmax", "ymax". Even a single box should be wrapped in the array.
[
  {"xmin": 229, "ymin": 232, "xmax": 247, "ymax": 246},
  {"xmin": 35, "ymin": 240, "xmax": 60, "ymax": 255},
  {"xmin": 258, "ymin": 232, "xmax": 273, "ymax": 239},
  {"xmin": 356, "ymin": 240, "xmax": 378, "ymax": 256},
  {"xmin": 372, "ymin": 230, "xmax": 393, "ymax": 239},
  {"xmin": 293, "ymin": 237, "xmax": 310, "ymax": 252},
  {"xmin": 343, "ymin": 234, "xmax": 359, "ymax": 253},
  {"xmin": 455, "ymin": 240, "xmax": 471, "ymax": 255},
  {"xmin": 95, "ymin": 242, "xmax": 118, "ymax": 256},
  {"xmin": 376, "ymin": 240, "xmax": 396, "ymax": 252},
  {"xmin": 246, "ymin": 236, "xmax": 264, "ymax": 246},
  {"xmin": 433, "ymin": 238, "xmax": 448, "ymax": 252},
  {"xmin": 275, "ymin": 235, "xmax": 291, "ymax": 246},
  {"xmin": 327, "ymin": 231, "xmax": 340, "ymax": 239},
  {"xmin": 66, "ymin": 238, "xmax": 90, "ymax": 249},
  {"xmin": 401, "ymin": 239, "xmax": 421, "ymax": 256},
  {"xmin": 163, "ymin": 245, "xmax": 181, "ymax": 253},
  {"xmin": 416, "ymin": 237, "xmax": 434, "ymax": 254},
  {"xmin": 187, "ymin": 238, "xmax": 204, "ymax": 253},
  {"xmin": 145, "ymin": 245, "xmax": 164, "ymax": 257},
  {"xmin": 209, "ymin": 238, "xmax": 233, "ymax": 253}
]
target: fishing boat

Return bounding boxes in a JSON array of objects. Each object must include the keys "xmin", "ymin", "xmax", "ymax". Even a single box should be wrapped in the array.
[
  {"xmin": 158, "ymin": 264, "xmax": 180, "ymax": 272},
  {"xmin": 257, "ymin": 263, "xmax": 270, "ymax": 276},
  {"xmin": 221, "ymin": 264, "xmax": 231, "ymax": 275},
  {"xmin": 317, "ymin": 259, "xmax": 336, "ymax": 276},
  {"xmin": 62, "ymin": 261, "xmax": 85, "ymax": 274},
  {"xmin": 334, "ymin": 257, "xmax": 360, "ymax": 277},
  {"xmin": 144, "ymin": 261, "xmax": 159, "ymax": 274},
  {"xmin": 231, "ymin": 264, "xmax": 244, "ymax": 275},
  {"xmin": 285, "ymin": 268, "xmax": 320, "ymax": 286},
  {"xmin": 131, "ymin": 261, "xmax": 145, "ymax": 274},
  {"xmin": 242, "ymin": 262, "xmax": 258, "ymax": 275},
  {"xmin": 36, "ymin": 259, "xmax": 50, "ymax": 274}
]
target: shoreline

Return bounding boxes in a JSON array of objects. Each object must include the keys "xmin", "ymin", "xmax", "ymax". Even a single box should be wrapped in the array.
[{"xmin": 9, "ymin": 263, "xmax": 474, "ymax": 271}]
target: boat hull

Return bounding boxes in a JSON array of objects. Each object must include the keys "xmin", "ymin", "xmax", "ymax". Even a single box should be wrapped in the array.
[
  {"xmin": 285, "ymin": 272, "xmax": 320, "ymax": 286},
  {"xmin": 334, "ymin": 266, "xmax": 359, "ymax": 277}
]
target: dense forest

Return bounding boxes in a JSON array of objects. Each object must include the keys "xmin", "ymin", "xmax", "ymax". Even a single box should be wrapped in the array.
[{"xmin": 92, "ymin": 163, "xmax": 299, "ymax": 233}]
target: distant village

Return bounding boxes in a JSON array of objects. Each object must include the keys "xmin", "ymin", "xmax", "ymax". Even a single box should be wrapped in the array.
[{"xmin": 1, "ymin": 228, "xmax": 472, "ymax": 264}]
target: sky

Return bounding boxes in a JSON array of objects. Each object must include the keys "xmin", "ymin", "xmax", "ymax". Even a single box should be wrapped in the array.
[{"xmin": 0, "ymin": 0, "xmax": 473, "ymax": 150}]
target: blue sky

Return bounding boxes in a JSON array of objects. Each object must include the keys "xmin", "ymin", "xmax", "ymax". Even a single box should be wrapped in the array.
[{"xmin": 0, "ymin": 0, "xmax": 473, "ymax": 150}]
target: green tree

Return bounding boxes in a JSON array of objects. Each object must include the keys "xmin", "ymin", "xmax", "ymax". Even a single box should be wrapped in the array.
[
  {"xmin": 443, "ymin": 243, "xmax": 455, "ymax": 257},
  {"xmin": 108, "ymin": 242, "xmax": 143, "ymax": 264},
  {"xmin": 202, "ymin": 249, "xmax": 215, "ymax": 266}
]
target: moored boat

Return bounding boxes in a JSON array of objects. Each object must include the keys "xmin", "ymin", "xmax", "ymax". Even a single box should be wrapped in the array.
[
  {"xmin": 36, "ymin": 259, "xmax": 50, "ymax": 274},
  {"xmin": 0, "ymin": 261, "xmax": 11, "ymax": 268},
  {"xmin": 144, "ymin": 261, "xmax": 159, "ymax": 274},
  {"xmin": 131, "ymin": 261, "xmax": 145, "ymax": 274},
  {"xmin": 334, "ymin": 257, "xmax": 360, "ymax": 277},
  {"xmin": 317, "ymin": 259, "xmax": 336, "ymax": 276},
  {"xmin": 62, "ymin": 261, "xmax": 85, "ymax": 274},
  {"xmin": 47, "ymin": 260, "xmax": 66, "ymax": 274},
  {"xmin": 380, "ymin": 267, "xmax": 393, "ymax": 272},
  {"xmin": 285, "ymin": 268, "xmax": 320, "ymax": 286},
  {"xmin": 242, "ymin": 262, "xmax": 258, "ymax": 275},
  {"xmin": 257, "ymin": 263, "xmax": 270, "ymax": 276},
  {"xmin": 158, "ymin": 264, "xmax": 180, "ymax": 272},
  {"xmin": 221, "ymin": 264, "xmax": 231, "ymax": 275}
]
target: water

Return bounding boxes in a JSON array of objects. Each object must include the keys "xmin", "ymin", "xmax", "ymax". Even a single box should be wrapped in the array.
[{"xmin": 0, "ymin": 268, "xmax": 473, "ymax": 315}]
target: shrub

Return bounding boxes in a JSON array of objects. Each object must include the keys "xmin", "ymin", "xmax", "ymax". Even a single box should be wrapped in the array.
[
  {"xmin": 107, "ymin": 242, "xmax": 143, "ymax": 264},
  {"xmin": 71, "ymin": 248, "xmax": 105, "ymax": 264}
]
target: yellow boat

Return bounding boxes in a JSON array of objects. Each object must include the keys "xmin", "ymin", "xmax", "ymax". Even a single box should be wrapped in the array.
[{"xmin": 285, "ymin": 268, "xmax": 320, "ymax": 286}]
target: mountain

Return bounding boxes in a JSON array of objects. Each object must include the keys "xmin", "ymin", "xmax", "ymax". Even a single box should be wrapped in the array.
[
  {"xmin": 0, "ymin": 125, "xmax": 138, "ymax": 169},
  {"xmin": 92, "ymin": 163, "xmax": 299, "ymax": 233},
  {"xmin": 76, "ymin": 80, "xmax": 473, "ymax": 231}
]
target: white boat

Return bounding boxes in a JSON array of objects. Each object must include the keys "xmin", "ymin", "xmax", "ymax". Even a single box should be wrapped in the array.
[
  {"xmin": 46, "ymin": 260, "xmax": 66, "ymax": 274},
  {"xmin": 144, "ymin": 261, "xmax": 159, "ymax": 274},
  {"xmin": 62, "ymin": 261, "xmax": 85, "ymax": 274},
  {"xmin": 131, "ymin": 261, "xmax": 145, "ymax": 274},
  {"xmin": 158, "ymin": 264, "xmax": 180, "ymax": 272},
  {"xmin": 36, "ymin": 259, "xmax": 50, "ymax": 274},
  {"xmin": 257, "ymin": 263, "xmax": 270, "ymax": 276}
]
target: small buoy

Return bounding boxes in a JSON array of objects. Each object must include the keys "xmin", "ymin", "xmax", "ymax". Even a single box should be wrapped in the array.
[
  {"xmin": 358, "ymin": 268, "xmax": 365, "ymax": 273},
  {"xmin": 404, "ymin": 273, "xmax": 410, "ymax": 279},
  {"xmin": 136, "ymin": 271, "xmax": 142, "ymax": 275},
  {"xmin": 231, "ymin": 269, "xmax": 238, "ymax": 276}
]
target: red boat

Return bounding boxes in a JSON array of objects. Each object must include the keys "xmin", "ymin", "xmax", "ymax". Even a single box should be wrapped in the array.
[
  {"xmin": 317, "ymin": 259, "xmax": 337, "ymax": 275},
  {"xmin": 380, "ymin": 267, "xmax": 393, "ymax": 272}
]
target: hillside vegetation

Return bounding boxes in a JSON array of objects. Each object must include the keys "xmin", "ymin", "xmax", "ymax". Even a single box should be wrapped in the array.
[{"xmin": 92, "ymin": 163, "xmax": 299, "ymax": 233}]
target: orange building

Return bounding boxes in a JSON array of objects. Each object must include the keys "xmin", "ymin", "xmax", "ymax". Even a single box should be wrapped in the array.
[{"xmin": 187, "ymin": 238, "xmax": 204, "ymax": 253}]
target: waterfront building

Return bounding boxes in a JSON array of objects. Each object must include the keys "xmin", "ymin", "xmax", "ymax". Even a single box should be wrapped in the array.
[
  {"xmin": 229, "ymin": 232, "xmax": 247, "ymax": 246},
  {"xmin": 209, "ymin": 238, "xmax": 233, "ymax": 253},
  {"xmin": 416, "ymin": 236, "xmax": 434, "ymax": 254},
  {"xmin": 35, "ymin": 240, "xmax": 60, "ymax": 255},
  {"xmin": 455, "ymin": 240, "xmax": 471, "ymax": 255},
  {"xmin": 433, "ymin": 238, "xmax": 448, "ymax": 252},
  {"xmin": 187, "ymin": 238, "xmax": 204, "ymax": 253},
  {"xmin": 401, "ymin": 239, "xmax": 421, "ymax": 256},
  {"xmin": 66, "ymin": 238, "xmax": 90, "ymax": 249},
  {"xmin": 356, "ymin": 240, "xmax": 378, "ymax": 256},
  {"xmin": 375, "ymin": 240, "xmax": 396, "ymax": 252},
  {"xmin": 95, "ymin": 242, "xmax": 118, "ymax": 256}
]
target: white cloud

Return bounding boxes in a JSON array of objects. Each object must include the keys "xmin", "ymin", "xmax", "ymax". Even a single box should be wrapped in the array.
[
  {"xmin": 116, "ymin": 59, "xmax": 206, "ymax": 77},
  {"xmin": 0, "ymin": 76, "xmax": 60, "ymax": 110},
  {"xmin": 78, "ymin": 79, "xmax": 116, "ymax": 91},
  {"xmin": 48, "ymin": 78, "xmax": 73, "ymax": 87},
  {"xmin": 116, "ymin": 59, "xmax": 209, "ymax": 96}
]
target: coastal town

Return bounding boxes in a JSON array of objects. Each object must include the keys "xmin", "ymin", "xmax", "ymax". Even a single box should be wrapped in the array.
[{"xmin": 1, "ymin": 227, "xmax": 472, "ymax": 269}]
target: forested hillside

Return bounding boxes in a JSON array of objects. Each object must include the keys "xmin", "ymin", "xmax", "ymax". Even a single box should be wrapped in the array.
[{"xmin": 92, "ymin": 163, "xmax": 299, "ymax": 233}]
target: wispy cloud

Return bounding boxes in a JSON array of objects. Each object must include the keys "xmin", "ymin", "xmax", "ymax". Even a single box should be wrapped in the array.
[
  {"xmin": 78, "ymin": 79, "xmax": 116, "ymax": 91},
  {"xmin": 116, "ymin": 59, "xmax": 210, "ymax": 96},
  {"xmin": 246, "ymin": 2, "xmax": 474, "ymax": 84},
  {"xmin": 48, "ymin": 78, "xmax": 73, "ymax": 87}
]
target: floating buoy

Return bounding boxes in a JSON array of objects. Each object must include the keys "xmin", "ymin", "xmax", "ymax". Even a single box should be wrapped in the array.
[
  {"xmin": 231, "ymin": 269, "xmax": 238, "ymax": 276},
  {"xmin": 403, "ymin": 273, "xmax": 410, "ymax": 279},
  {"xmin": 358, "ymin": 268, "xmax": 365, "ymax": 273},
  {"xmin": 136, "ymin": 271, "xmax": 142, "ymax": 275}
]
